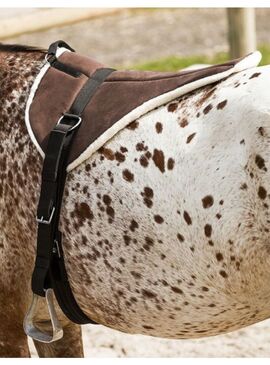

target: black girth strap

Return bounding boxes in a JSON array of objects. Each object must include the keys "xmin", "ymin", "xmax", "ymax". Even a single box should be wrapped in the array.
[{"xmin": 31, "ymin": 41, "xmax": 115, "ymax": 324}]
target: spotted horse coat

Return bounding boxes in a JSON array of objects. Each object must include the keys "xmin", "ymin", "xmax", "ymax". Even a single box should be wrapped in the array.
[{"xmin": 1, "ymin": 45, "xmax": 270, "ymax": 358}]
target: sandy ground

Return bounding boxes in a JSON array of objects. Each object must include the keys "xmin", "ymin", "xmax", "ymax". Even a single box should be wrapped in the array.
[
  {"xmin": 84, "ymin": 320, "xmax": 270, "ymax": 357},
  {"xmin": 28, "ymin": 318, "xmax": 270, "ymax": 357},
  {"xmin": 4, "ymin": 8, "xmax": 270, "ymax": 357}
]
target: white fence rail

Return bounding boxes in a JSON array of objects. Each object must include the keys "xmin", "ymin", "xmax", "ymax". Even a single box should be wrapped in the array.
[
  {"xmin": 227, "ymin": 8, "xmax": 257, "ymax": 58},
  {"xmin": 0, "ymin": 8, "xmax": 120, "ymax": 40}
]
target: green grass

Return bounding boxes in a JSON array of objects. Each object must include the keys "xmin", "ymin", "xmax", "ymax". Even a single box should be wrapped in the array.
[
  {"xmin": 128, "ymin": 44, "xmax": 270, "ymax": 71},
  {"xmin": 258, "ymin": 44, "xmax": 270, "ymax": 65}
]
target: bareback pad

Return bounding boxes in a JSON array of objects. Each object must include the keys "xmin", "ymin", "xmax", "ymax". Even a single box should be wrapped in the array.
[{"xmin": 26, "ymin": 49, "xmax": 262, "ymax": 171}]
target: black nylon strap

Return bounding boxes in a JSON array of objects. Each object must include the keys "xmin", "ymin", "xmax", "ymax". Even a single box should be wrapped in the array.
[
  {"xmin": 32, "ymin": 121, "xmax": 77, "ymax": 297},
  {"xmin": 49, "ymin": 58, "xmax": 82, "ymax": 78},
  {"xmin": 31, "ymin": 46, "xmax": 115, "ymax": 325},
  {"xmin": 70, "ymin": 68, "xmax": 115, "ymax": 115}
]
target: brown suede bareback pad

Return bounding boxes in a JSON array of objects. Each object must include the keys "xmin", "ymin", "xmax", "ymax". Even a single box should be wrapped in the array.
[{"xmin": 29, "ymin": 50, "xmax": 241, "ymax": 165}]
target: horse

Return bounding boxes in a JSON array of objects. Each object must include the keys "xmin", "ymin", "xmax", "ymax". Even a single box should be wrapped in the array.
[{"xmin": 1, "ymin": 43, "xmax": 270, "ymax": 358}]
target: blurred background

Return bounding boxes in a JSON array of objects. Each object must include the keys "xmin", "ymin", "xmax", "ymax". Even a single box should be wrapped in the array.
[
  {"xmin": 2, "ymin": 7, "xmax": 270, "ymax": 357},
  {"xmin": 1, "ymin": 8, "xmax": 270, "ymax": 70}
]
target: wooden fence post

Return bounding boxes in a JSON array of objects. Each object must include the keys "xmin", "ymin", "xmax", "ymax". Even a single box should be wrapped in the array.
[{"xmin": 227, "ymin": 8, "xmax": 256, "ymax": 58}]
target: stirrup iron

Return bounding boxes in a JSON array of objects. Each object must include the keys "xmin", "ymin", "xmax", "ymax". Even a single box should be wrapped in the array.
[{"xmin": 24, "ymin": 289, "xmax": 63, "ymax": 343}]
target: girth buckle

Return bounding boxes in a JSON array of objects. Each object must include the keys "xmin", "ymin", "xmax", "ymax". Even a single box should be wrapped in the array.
[
  {"xmin": 36, "ymin": 206, "xmax": 55, "ymax": 225},
  {"xmin": 23, "ymin": 289, "xmax": 63, "ymax": 343},
  {"xmin": 57, "ymin": 113, "xmax": 82, "ymax": 131}
]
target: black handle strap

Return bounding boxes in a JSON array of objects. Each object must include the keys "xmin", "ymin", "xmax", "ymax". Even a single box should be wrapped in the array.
[
  {"xmin": 31, "ymin": 41, "xmax": 115, "ymax": 324},
  {"xmin": 46, "ymin": 39, "xmax": 81, "ymax": 78},
  {"xmin": 47, "ymin": 40, "xmax": 75, "ymax": 56}
]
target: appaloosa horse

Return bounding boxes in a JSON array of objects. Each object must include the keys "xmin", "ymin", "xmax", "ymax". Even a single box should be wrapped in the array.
[{"xmin": 1, "ymin": 44, "xmax": 270, "ymax": 357}]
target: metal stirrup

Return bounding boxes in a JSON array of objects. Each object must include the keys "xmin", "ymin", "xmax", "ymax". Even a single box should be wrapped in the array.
[{"xmin": 24, "ymin": 289, "xmax": 63, "ymax": 343}]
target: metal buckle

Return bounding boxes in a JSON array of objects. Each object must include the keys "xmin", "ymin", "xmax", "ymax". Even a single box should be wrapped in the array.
[
  {"xmin": 53, "ymin": 239, "xmax": 61, "ymax": 258},
  {"xmin": 45, "ymin": 53, "xmax": 56, "ymax": 64},
  {"xmin": 36, "ymin": 206, "xmax": 55, "ymax": 225},
  {"xmin": 57, "ymin": 113, "xmax": 82, "ymax": 132},
  {"xmin": 24, "ymin": 289, "xmax": 63, "ymax": 343},
  {"xmin": 45, "ymin": 52, "xmax": 58, "ymax": 63}
]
